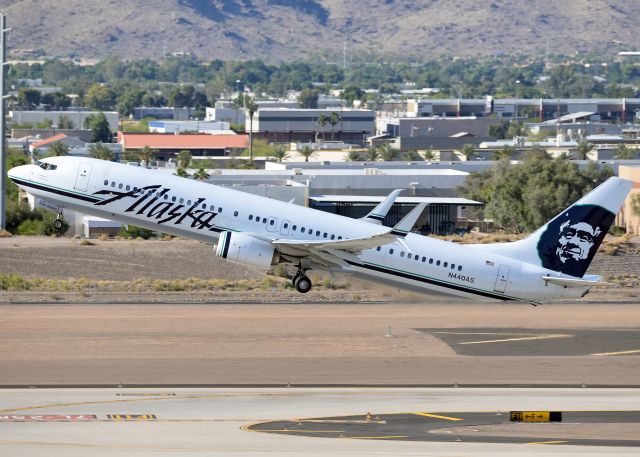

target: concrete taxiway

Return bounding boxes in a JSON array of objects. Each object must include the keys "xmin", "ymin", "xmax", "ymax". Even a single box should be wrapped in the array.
[{"xmin": 1, "ymin": 387, "xmax": 639, "ymax": 456}]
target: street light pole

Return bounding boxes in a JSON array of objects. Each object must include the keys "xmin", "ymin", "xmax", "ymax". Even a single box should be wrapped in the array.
[
  {"xmin": 0, "ymin": 15, "xmax": 9, "ymax": 231},
  {"xmin": 515, "ymin": 80, "xmax": 520, "ymax": 120}
]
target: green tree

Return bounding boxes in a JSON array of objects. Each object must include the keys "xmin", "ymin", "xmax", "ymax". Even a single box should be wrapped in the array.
[
  {"xmin": 492, "ymin": 145, "xmax": 515, "ymax": 160},
  {"xmin": 365, "ymin": 147, "xmax": 380, "ymax": 161},
  {"xmin": 423, "ymin": 149, "xmax": 437, "ymax": 161},
  {"xmin": 459, "ymin": 144, "xmax": 476, "ymax": 161},
  {"xmin": 298, "ymin": 145, "xmax": 316, "ymax": 162},
  {"xmin": 317, "ymin": 113, "xmax": 328, "ymax": 143},
  {"xmin": 84, "ymin": 112, "xmax": 112, "ymax": 143},
  {"xmin": 614, "ymin": 144, "xmax": 635, "ymax": 159},
  {"xmin": 403, "ymin": 150, "xmax": 422, "ymax": 161},
  {"xmin": 573, "ymin": 140, "xmax": 595, "ymax": 160},
  {"xmin": 193, "ymin": 168, "xmax": 210, "ymax": 180},
  {"xmin": 84, "ymin": 84, "xmax": 116, "ymax": 111},
  {"xmin": 175, "ymin": 167, "xmax": 189, "ymax": 177},
  {"xmin": 17, "ymin": 88, "xmax": 41, "ymax": 109},
  {"xmin": 379, "ymin": 144, "xmax": 399, "ymax": 161},
  {"xmin": 246, "ymin": 97, "xmax": 258, "ymax": 164},
  {"xmin": 36, "ymin": 118, "xmax": 53, "ymax": 129},
  {"xmin": 46, "ymin": 141, "xmax": 69, "ymax": 157},
  {"xmin": 57, "ymin": 115, "xmax": 74, "ymax": 129},
  {"xmin": 344, "ymin": 150, "xmax": 363, "ymax": 162},
  {"xmin": 341, "ymin": 86, "xmax": 364, "ymax": 106},
  {"xmin": 177, "ymin": 150, "xmax": 192, "ymax": 169},
  {"xmin": 117, "ymin": 88, "xmax": 145, "ymax": 116},
  {"xmin": 297, "ymin": 88, "xmax": 319, "ymax": 108},
  {"xmin": 42, "ymin": 92, "xmax": 71, "ymax": 110},
  {"xmin": 270, "ymin": 146, "xmax": 289, "ymax": 163},
  {"xmin": 329, "ymin": 112, "xmax": 341, "ymax": 140},
  {"xmin": 630, "ymin": 193, "xmax": 640, "ymax": 234},
  {"xmin": 87, "ymin": 142, "xmax": 113, "ymax": 160},
  {"xmin": 138, "ymin": 146, "xmax": 154, "ymax": 166}
]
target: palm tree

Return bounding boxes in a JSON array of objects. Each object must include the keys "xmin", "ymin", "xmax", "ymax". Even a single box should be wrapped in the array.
[
  {"xmin": 573, "ymin": 140, "xmax": 594, "ymax": 160},
  {"xmin": 193, "ymin": 168, "xmax": 210, "ymax": 180},
  {"xmin": 344, "ymin": 150, "xmax": 363, "ymax": 162},
  {"xmin": 631, "ymin": 193, "xmax": 640, "ymax": 234},
  {"xmin": 422, "ymin": 149, "xmax": 437, "ymax": 162},
  {"xmin": 317, "ymin": 114, "xmax": 328, "ymax": 143},
  {"xmin": 365, "ymin": 147, "xmax": 380, "ymax": 161},
  {"xmin": 246, "ymin": 97, "xmax": 258, "ymax": 164},
  {"xmin": 492, "ymin": 145, "xmax": 515, "ymax": 160},
  {"xmin": 403, "ymin": 150, "xmax": 422, "ymax": 161},
  {"xmin": 177, "ymin": 150, "xmax": 192, "ymax": 169},
  {"xmin": 47, "ymin": 141, "xmax": 70, "ymax": 157},
  {"xmin": 174, "ymin": 167, "xmax": 189, "ymax": 177},
  {"xmin": 270, "ymin": 146, "xmax": 289, "ymax": 163},
  {"xmin": 138, "ymin": 146, "xmax": 154, "ymax": 166},
  {"xmin": 298, "ymin": 145, "xmax": 316, "ymax": 162},
  {"xmin": 378, "ymin": 144, "xmax": 399, "ymax": 161},
  {"xmin": 329, "ymin": 112, "xmax": 341, "ymax": 140},
  {"xmin": 87, "ymin": 142, "xmax": 113, "ymax": 161},
  {"xmin": 615, "ymin": 144, "xmax": 635, "ymax": 160},
  {"xmin": 459, "ymin": 144, "xmax": 476, "ymax": 161}
]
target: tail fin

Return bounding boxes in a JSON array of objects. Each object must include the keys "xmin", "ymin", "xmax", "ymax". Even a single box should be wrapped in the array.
[{"xmin": 474, "ymin": 177, "xmax": 632, "ymax": 277}]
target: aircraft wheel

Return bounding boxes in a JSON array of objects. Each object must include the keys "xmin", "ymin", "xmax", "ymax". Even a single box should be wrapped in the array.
[
  {"xmin": 294, "ymin": 275, "xmax": 312, "ymax": 294},
  {"xmin": 53, "ymin": 219, "xmax": 63, "ymax": 231}
]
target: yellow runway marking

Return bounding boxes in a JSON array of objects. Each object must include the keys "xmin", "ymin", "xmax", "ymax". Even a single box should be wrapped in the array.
[
  {"xmin": 413, "ymin": 412, "xmax": 463, "ymax": 421},
  {"xmin": 299, "ymin": 419, "xmax": 386, "ymax": 424},
  {"xmin": 592, "ymin": 349, "xmax": 640, "ymax": 356},
  {"xmin": 458, "ymin": 334, "xmax": 572, "ymax": 345},
  {"xmin": 258, "ymin": 429, "xmax": 344, "ymax": 433},
  {"xmin": 527, "ymin": 440, "xmax": 569, "ymax": 445}
]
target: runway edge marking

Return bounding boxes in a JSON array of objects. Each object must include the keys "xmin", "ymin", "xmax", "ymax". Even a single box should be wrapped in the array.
[{"xmin": 413, "ymin": 412, "xmax": 463, "ymax": 421}]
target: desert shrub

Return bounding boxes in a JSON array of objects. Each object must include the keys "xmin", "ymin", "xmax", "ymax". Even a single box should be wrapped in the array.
[
  {"xmin": 117, "ymin": 225, "xmax": 155, "ymax": 239},
  {"xmin": 0, "ymin": 274, "xmax": 30, "ymax": 290}
]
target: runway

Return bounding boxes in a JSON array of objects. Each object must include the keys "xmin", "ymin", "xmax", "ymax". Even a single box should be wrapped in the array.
[{"xmin": 1, "ymin": 387, "xmax": 639, "ymax": 456}]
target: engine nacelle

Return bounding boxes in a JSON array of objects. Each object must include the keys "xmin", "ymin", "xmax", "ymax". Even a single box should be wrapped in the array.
[{"xmin": 215, "ymin": 231, "xmax": 280, "ymax": 269}]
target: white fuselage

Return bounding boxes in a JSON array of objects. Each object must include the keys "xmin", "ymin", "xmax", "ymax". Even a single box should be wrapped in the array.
[{"xmin": 8, "ymin": 157, "xmax": 589, "ymax": 304}]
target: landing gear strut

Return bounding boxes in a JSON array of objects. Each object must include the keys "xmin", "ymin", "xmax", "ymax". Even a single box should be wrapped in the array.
[{"xmin": 292, "ymin": 264, "xmax": 312, "ymax": 294}]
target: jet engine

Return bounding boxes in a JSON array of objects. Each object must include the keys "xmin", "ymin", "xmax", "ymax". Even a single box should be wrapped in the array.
[{"xmin": 215, "ymin": 231, "xmax": 280, "ymax": 269}]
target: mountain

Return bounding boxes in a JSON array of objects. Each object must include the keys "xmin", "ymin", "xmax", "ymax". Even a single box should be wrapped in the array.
[{"xmin": 1, "ymin": 0, "xmax": 639, "ymax": 61}]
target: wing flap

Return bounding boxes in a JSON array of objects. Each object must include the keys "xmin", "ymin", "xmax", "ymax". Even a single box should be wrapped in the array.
[{"xmin": 273, "ymin": 231, "xmax": 394, "ymax": 253}]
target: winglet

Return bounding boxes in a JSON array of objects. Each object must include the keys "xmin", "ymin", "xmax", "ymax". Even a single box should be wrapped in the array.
[
  {"xmin": 390, "ymin": 203, "xmax": 427, "ymax": 237},
  {"xmin": 360, "ymin": 189, "xmax": 404, "ymax": 225}
]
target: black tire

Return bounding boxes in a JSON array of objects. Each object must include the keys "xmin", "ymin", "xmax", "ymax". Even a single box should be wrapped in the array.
[
  {"xmin": 53, "ymin": 219, "xmax": 63, "ymax": 231},
  {"xmin": 294, "ymin": 275, "xmax": 312, "ymax": 294}
]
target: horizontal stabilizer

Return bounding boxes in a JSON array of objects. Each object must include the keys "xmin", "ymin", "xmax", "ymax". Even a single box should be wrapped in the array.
[
  {"xmin": 360, "ymin": 189, "xmax": 403, "ymax": 225},
  {"xmin": 542, "ymin": 275, "xmax": 614, "ymax": 288},
  {"xmin": 391, "ymin": 203, "xmax": 427, "ymax": 237}
]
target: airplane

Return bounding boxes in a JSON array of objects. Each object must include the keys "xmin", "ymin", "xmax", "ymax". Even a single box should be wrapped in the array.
[{"xmin": 7, "ymin": 156, "xmax": 633, "ymax": 305}]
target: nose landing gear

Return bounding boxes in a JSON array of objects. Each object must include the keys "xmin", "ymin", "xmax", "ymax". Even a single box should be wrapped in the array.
[{"xmin": 292, "ymin": 264, "xmax": 312, "ymax": 294}]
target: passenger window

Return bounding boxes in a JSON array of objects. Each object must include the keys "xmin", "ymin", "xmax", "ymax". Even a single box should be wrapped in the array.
[
  {"xmin": 443, "ymin": 262, "xmax": 448, "ymax": 268},
  {"xmin": 301, "ymin": 227, "xmax": 305, "ymax": 232},
  {"xmin": 111, "ymin": 182, "xmax": 116, "ymax": 187},
  {"xmin": 284, "ymin": 223, "xmax": 288, "ymax": 229},
  {"xmin": 458, "ymin": 265, "xmax": 463, "ymax": 271},
  {"xmin": 292, "ymin": 225, "xmax": 297, "ymax": 231},
  {"xmin": 270, "ymin": 220, "xmax": 275, "ymax": 226},
  {"xmin": 429, "ymin": 258, "xmax": 433, "ymax": 264},
  {"xmin": 400, "ymin": 251, "xmax": 405, "ymax": 257},
  {"xmin": 126, "ymin": 185, "xmax": 130, "ymax": 191},
  {"xmin": 376, "ymin": 246, "xmax": 381, "ymax": 251},
  {"xmin": 338, "ymin": 236, "xmax": 342, "ymax": 240},
  {"xmin": 133, "ymin": 187, "xmax": 138, "ymax": 192},
  {"xmin": 187, "ymin": 200, "xmax": 191, "ymax": 206},
  {"xmin": 202, "ymin": 203, "xmax": 206, "ymax": 209},
  {"xmin": 210, "ymin": 205, "xmax": 215, "ymax": 211},
  {"xmin": 219, "ymin": 208, "xmax": 223, "ymax": 213},
  {"xmin": 308, "ymin": 228, "xmax": 312, "ymax": 234},
  {"xmin": 436, "ymin": 260, "xmax": 441, "ymax": 266},
  {"xmin": 104, "ymin": 180, "xmax": 108, "ymax": 185},
  {"xmin": 163, "ymin": 194, "xmax": 168, "ymax": 200},
  {"xmin": 179, "ymin": 198, "xmax": 184, "ymax": 204},
  {"xmin": 172, "ymin": 196, "xmax": 177, "ymax": 202},
  {"xmin": 323, "ymin": 233, "xmax": 328, "ymax": 238},
  {"xmin": 315, "ymin": 230, "xmax": 320, "ymax": 236},
  {"xmin": 415, "ymin": 255, "xmax": 419, "ymax": 261},
  {"xmin": 330, "ymin": 234, "xmax": 335, "ymax": 240},
  {"xmin": 389, "ymin": 249, "xmax": 394, "ymax": 255},
  {"xmin": 249, "ymin": 215, "xmax": 253, "ymax": 220},
  {"xmin": 451, "ymin": 264, "xmax": 455, "ymax": 270},
  {"xmin": 234, "ymin": 211, "xmax": 238, "ymax": 217}
]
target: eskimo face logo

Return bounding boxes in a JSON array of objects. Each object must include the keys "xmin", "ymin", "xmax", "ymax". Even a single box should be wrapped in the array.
[
  {"xmin": 537, "ymin": 205, "xmax": 614, "ymax": 277},
  {"xmin": 556, "ymin": 220, "xmax": 601, "ymax": 263}
]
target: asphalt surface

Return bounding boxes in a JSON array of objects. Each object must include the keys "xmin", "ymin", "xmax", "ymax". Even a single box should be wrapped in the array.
[
  {"xmin": 250, "ymin": 410, "xmax": 640, "ymax": 447},
  {"xmin": 418, "ymin": 328, "xmax": 640, "ymax": 356}
]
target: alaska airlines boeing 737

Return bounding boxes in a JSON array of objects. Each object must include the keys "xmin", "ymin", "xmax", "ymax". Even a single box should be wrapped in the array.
[{"xmin": 7, "ymin": 157, "xmax": 633, "ymax": 304}]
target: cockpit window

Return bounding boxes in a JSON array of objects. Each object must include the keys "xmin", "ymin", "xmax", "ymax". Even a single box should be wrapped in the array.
[{"xmin": 34, "ymin": 160, "xmax": 57, "ymax": 170}]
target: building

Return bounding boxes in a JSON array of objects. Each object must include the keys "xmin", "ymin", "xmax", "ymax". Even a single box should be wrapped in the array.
[
  {"xmin": 29, "ymin": 133, "xmax": 87, "ymax": 154},
  {"xmin": 132, "ymin": 107, "xmax": 191, "ymax": 121},
  {"xmin": 9, "ymin": 110, "xmax": 119, "ymax": 131},
  {"xmin": 148, "ymin": 120, "xmax": 231, "ymax": 134},
  {"xmin": 249, "ymin": 108, "xmax": 375, "ymax": 146},
  {"xmin": 618, "ymin": 165, "xmax": 640, "ymax": 234},
  {"xmin": 406, "ymin": 98, "xmax": 640, "ymax": 122},
  {"xmin": 118, "ymin": 132, "xmax": 249, "ymax": 160}
]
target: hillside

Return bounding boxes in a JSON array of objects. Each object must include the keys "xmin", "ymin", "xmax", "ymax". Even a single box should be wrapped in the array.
[{"xmin": 1, "ymin": 0, "xmax": 640, "ymax": 61}]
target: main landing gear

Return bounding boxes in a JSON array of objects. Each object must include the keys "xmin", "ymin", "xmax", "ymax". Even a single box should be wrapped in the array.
[
  {"xmin": 292, "ymin": 264, "xmax": 312, "ymax": 294},
  {"xmin": 52, "ymin": 210, "xmax": 64, "ymax": 232}
]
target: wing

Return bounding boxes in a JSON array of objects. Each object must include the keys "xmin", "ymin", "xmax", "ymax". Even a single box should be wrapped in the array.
[{"xmin": 273, "ymin": 230, "xmax": 395, "ymax": 254}]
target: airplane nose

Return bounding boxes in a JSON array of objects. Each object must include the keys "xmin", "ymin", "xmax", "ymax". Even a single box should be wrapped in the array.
[{"xmin": 7, "ymin": 164, "xmax": 34, "ymax": 183}]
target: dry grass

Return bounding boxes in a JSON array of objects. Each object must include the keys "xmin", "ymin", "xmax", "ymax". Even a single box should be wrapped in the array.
[
  {"xmin": 600, "ymin": 234, "xmax": 633, "ymax": 256},
  {"xmin": 432, "ymin": 232, "xmax": 527, "ymax": 244},
  {"xmin": 0, "ymin": 230, "xmax": 12, "ymax": 238}
]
